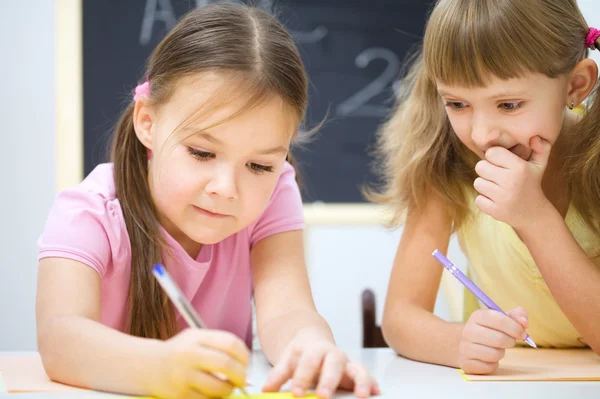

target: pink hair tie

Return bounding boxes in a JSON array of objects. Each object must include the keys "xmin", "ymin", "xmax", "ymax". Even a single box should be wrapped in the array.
[
  {"xmin": 133, "ymin": 81, "xmax": 150, "ymax": 101},
  {"xmin": 586, "ymin": 27, "xmax": 600, "ymax": 49}
]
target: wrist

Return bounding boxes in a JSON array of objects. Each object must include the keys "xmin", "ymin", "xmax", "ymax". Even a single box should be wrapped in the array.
[
  {"xmin": 293, "ymin": 325, "xmax": 334, "ymax": 346},
  {"xmin": 137, "ymin": 338, "xmax": 167, "ymax": 395},
  {"xmin": 516, "ymin": 198, "xmax": 560, "ymax": 238}
]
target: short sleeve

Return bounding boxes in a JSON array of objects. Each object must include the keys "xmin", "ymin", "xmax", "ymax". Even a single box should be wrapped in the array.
[
  {"xmin": 37, "ymin": 188, "xmax": 120, "ymax": 277},
  {"xmin": 249, "ymin": 162, "xmax": 305, "ymax": 247}
]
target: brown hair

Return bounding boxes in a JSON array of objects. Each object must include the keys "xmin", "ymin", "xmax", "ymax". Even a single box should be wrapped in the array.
[
  {"xmin": 369, "ymin": 0, "xmax": 595, "ymax": 231},
  {"xmin": 110, "ymin": 3, "xmax": 308, "ymax": 339}
]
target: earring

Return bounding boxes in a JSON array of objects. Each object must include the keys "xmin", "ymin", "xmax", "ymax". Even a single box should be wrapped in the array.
[{"xmin": 569, "ymin": 102, "xmax": 575, "ymax": 110}]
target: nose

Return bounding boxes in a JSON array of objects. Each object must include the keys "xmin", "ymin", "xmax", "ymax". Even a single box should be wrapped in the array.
[
  {"xmin": 204, "ymin": 164, "xmax": 238, "ymax": 200},
  {"xmin": 471, "ymin": 113, "xmax": 502, "ymax": 152}
]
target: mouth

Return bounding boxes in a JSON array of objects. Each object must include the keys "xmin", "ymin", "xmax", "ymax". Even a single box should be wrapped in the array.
[
  {"xmin": 508, "ymin": 144, "xmax": 519, "ymax": 153},
  {"xmin": 192, "ymin": 206, "xmax": 230, "ymax": 218}
]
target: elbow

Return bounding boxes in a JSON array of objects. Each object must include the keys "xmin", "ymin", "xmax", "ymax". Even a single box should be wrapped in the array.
[
  {"xmin": 381, "ymin": 303, "xmax": 411, "ymax": 357},
  {"xmin": 37, "ymin": 316, "xmax": 66, "ymax": 382}
]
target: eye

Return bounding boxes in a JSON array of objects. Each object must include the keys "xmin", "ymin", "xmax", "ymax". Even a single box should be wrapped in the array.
[
  {"xmin": 187, "ymin": 147, "xmax": 215, "ymax": 161},
  {"xmin": 499, "ymin": 102, "xmax": 523, "ymax": 111},
  {"xmin": 445, "ymin": 101, "xmax": 468, "ymax": 110},
  {"xmin": 246, "ymin": 162, "xmax": 274, "ymax": 175}
]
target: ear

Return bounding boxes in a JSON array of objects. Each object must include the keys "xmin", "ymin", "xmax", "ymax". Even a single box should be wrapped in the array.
[
  {"xmin": 132, "ymin": 99, "xmax": 155, "ymax": 150},
  {"xmin": 567, "ymin": 58, "xmax": 598, "ymax": 107}
]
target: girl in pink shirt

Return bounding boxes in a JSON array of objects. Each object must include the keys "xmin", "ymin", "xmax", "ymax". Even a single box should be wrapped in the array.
[{"xmin": 36, "ymin": 4, "xmax": 378, "ymax": 399}]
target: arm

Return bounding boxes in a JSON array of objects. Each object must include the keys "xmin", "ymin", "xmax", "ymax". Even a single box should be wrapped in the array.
[
  {"xmin": 36, "ymin": 258, "xmax": 162, "ymax": 395},
  {"xmin": 251, "ymin": 230, "xmax": 333, "ymax": 363},
  {"xmin": 37, "ymin": 258, "xmax": 249, "ymax": 398},
  {"xmin": 252, "ymin": 230, "xmax": 377, "ymax": 398},
  {"xmin": 381, "ymin": 193, "xmax": 464, "ymax": 368},
  {"xmin": 517, "ymin": 202, "xmax": 600, "ymax": 353}
]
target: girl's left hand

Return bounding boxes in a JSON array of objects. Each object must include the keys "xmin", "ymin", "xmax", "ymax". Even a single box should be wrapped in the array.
[
  {"xmin": 262, "ymin": 337, "xmax": 380, "ymax": 399},
  {"xmin": 474, "ymin": 136, "xmax": 553, "ymax": 230}
]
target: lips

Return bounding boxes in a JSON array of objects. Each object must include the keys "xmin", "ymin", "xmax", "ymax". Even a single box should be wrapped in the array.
[{"xmin": 193, "ymin": 206, "xmax": 230, "ymax": 218}]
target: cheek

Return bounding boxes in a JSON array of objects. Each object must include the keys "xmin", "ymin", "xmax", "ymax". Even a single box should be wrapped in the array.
[
  {"xmin": 152, "ymin": 152, "xmax": 201, "ymax": 208},
  {"xmin": 448, "ymin": 114, "xmax": 473, "ymax": 145},
  {"xmin": 238, "ymin": 175, "xmax": 281, "ymax": 221},
  {"xmin": 511, "ymin": 112, "xmax": 561, "ymax": 144}
]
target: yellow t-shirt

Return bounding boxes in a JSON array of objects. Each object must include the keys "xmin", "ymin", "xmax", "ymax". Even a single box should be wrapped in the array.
[{"xmin": 456, "ymin": 201, "xmax": 597, "ymax": 348}]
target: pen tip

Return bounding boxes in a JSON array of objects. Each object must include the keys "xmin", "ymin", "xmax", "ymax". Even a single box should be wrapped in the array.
[
  {"xmin": 525, "ymin": 336, "xmax": 538, "ymax": 349},
  {"xmin": 152, "ymin": 264, "xmax": 165, "ymax": 276}
]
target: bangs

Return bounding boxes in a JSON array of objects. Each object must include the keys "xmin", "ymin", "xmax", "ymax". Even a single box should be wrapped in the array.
[
  {"xmin": 166, "ymin": 71, "xmax": 300, "ymax": 145},
  {"xmin": 423, "ymin": 0, "xmax": 578, "ymax": 87}
]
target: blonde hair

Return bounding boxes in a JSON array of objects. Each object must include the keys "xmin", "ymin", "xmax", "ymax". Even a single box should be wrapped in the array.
[{"xmin": 370, "ymin": 0, "xmax": 594, "ymax": 231}]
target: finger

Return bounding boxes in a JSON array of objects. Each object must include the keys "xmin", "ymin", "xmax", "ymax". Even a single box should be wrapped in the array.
[
  {"xmin": 528, "ymin": 136, "xmax": 552, "ymax": 167},
  {"xmin": 345, "ymin": 362, "xmax": 374, "ymax": 399},
  {"xmin": 197, "ymin": 330, "xmax": 250, "ymax": 366},
  {"xmin": 467, "ymin": 322, "xmax": 516, "ymax": 349},
  {"xmin": 475, "ymin": 160, "xmax": 506, "ymax": 182},
  {"xmin": 291, "ymin": 348, "xmax": 327, "ymax": 396},
  {"xmin": 507, "ymin": 307, "xmax": 529, "ymax": 330},
  {"xmin": 485, "ymin": 146, "xmax": 519, "ymax": 169},
  {"xmin": 315, "ymin": 350, "xmax": 347, "ymax": 399},
  {"xmin": 473, "ymin": 309, "xmax": 524, "ymax": 339},
  {"xmin": 473, "ymin": 177, "xmax": 502, "ymax": 200},
  {"xmin": 187, "ymin": 369, "xmax": 234, "ymax": 398},
  {"xmin": 461, "ymin": 359, "xmax": 499, "ymax": 375},
  {"xmin": 262, "ymin": 346, "xmax": 299, "ymax": 392},
  {"xmin": 466, "ymin": 342, "xmax": 506, "ymax": 363},
  {"xmin": 476, "ymin": 310, "xmax": 526, "ymax": 340},
  {"xmin": 475, "ymin": 194, "xmax": 496, "ymax": 217},
  {"xmin": 372, "ymin": 382, "xmax": 382, "ymax": 396},
  {"xmin": 192, "ymin": 346, "xmax": 246, "ymax": 389}
]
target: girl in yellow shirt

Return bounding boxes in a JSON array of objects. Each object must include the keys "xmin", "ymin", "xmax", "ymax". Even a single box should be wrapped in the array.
[{"xmin": 373, "ymin": 0, "xmax": 600, "ymax": 375}]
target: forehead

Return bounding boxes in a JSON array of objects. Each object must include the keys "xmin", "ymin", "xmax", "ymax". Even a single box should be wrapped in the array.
[{"xmin": 158, "ymin": 72, "xmax": 299, "ymax": 144}]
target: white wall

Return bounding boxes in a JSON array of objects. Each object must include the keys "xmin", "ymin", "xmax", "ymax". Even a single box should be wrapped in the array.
[{"xmin": 0, "ymin": 1, "xmax": 56, "ymax": 350}]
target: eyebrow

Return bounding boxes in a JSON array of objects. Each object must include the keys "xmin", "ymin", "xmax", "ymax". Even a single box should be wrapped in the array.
[
  {"xmin": 195, "ymin": 131, "xmax": 288, "ymax": 156},
  {"xmin": 437, "ymin": 89, "xmax": 527, "ymax": 100},
  {"xmin": 487, "ymin": 91, "xmax": 527, "ymax": 100}
]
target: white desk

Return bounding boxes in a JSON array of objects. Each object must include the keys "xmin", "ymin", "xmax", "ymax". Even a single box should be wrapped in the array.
[{"xmin": 2, "ymin": 349, "xmax": 599, "ymax": 399}]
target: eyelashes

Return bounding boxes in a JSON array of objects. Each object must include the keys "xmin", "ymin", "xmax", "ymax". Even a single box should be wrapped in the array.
[{"xmin": 187, "ymin": 147, "xmax": 274, "ymax": 175}]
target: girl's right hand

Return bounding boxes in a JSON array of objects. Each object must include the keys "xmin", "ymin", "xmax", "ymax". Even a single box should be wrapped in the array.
[
  {"xmin": 458, "ymin": 307, "xmax": 529, "ymax": 375},
  {"xmin": 148, "ymin": 328, "xmax": 250, "ymax": 399}
]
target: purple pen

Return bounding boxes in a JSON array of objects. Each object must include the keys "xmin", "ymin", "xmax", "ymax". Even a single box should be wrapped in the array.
[{"xmin": 432, "ymin": 249, "xmax": 537, "ymax": 349}]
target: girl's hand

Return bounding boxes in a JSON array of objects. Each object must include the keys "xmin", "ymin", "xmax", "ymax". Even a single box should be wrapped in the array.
[
  {"xmin": 263, "ymin": 336, "xmax": 380, "ymax": 399},
  {"xmin": 474, "ymin": 136, "xmax": 553, "ymax": 230},
  {"xmin": 148, "ymin": 328, "xmax": 250, "ymax": 399},
  {"xmin": 458, "ymin": 307, "xmax": 529, "ymax": 374}
]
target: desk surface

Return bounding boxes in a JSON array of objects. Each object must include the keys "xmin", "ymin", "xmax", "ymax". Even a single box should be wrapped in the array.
[{"xmin": 2, "ymin": 349, "xmax": 599, "ymax": 399}]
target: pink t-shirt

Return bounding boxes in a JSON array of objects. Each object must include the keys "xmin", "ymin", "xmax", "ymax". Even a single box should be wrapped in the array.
[{"xmin": 38, "ymin": 162, "xmax": 304, "ymax": 347}]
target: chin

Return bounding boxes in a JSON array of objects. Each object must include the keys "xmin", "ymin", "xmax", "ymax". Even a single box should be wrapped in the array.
[{"xmin": 186, "ymin": 227, "xmax": 236, "ymax": 245}]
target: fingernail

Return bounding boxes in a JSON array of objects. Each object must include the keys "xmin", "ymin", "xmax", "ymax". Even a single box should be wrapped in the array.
[
  {"xmin": 293, "ymin": 386, "xmax": 304, "ymax": 397},
  {"xmin": 519, "ymin": 316, "xmax": 528, "ymax": 324},
  {"xmin": 318, "ymin": 387, "xmax": 331, "ymax": 398}
]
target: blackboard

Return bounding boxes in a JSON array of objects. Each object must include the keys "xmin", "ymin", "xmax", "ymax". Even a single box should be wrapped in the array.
[{"xmin": 83, "ymin": 0, "xmax": 434, "ymax": 203}]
